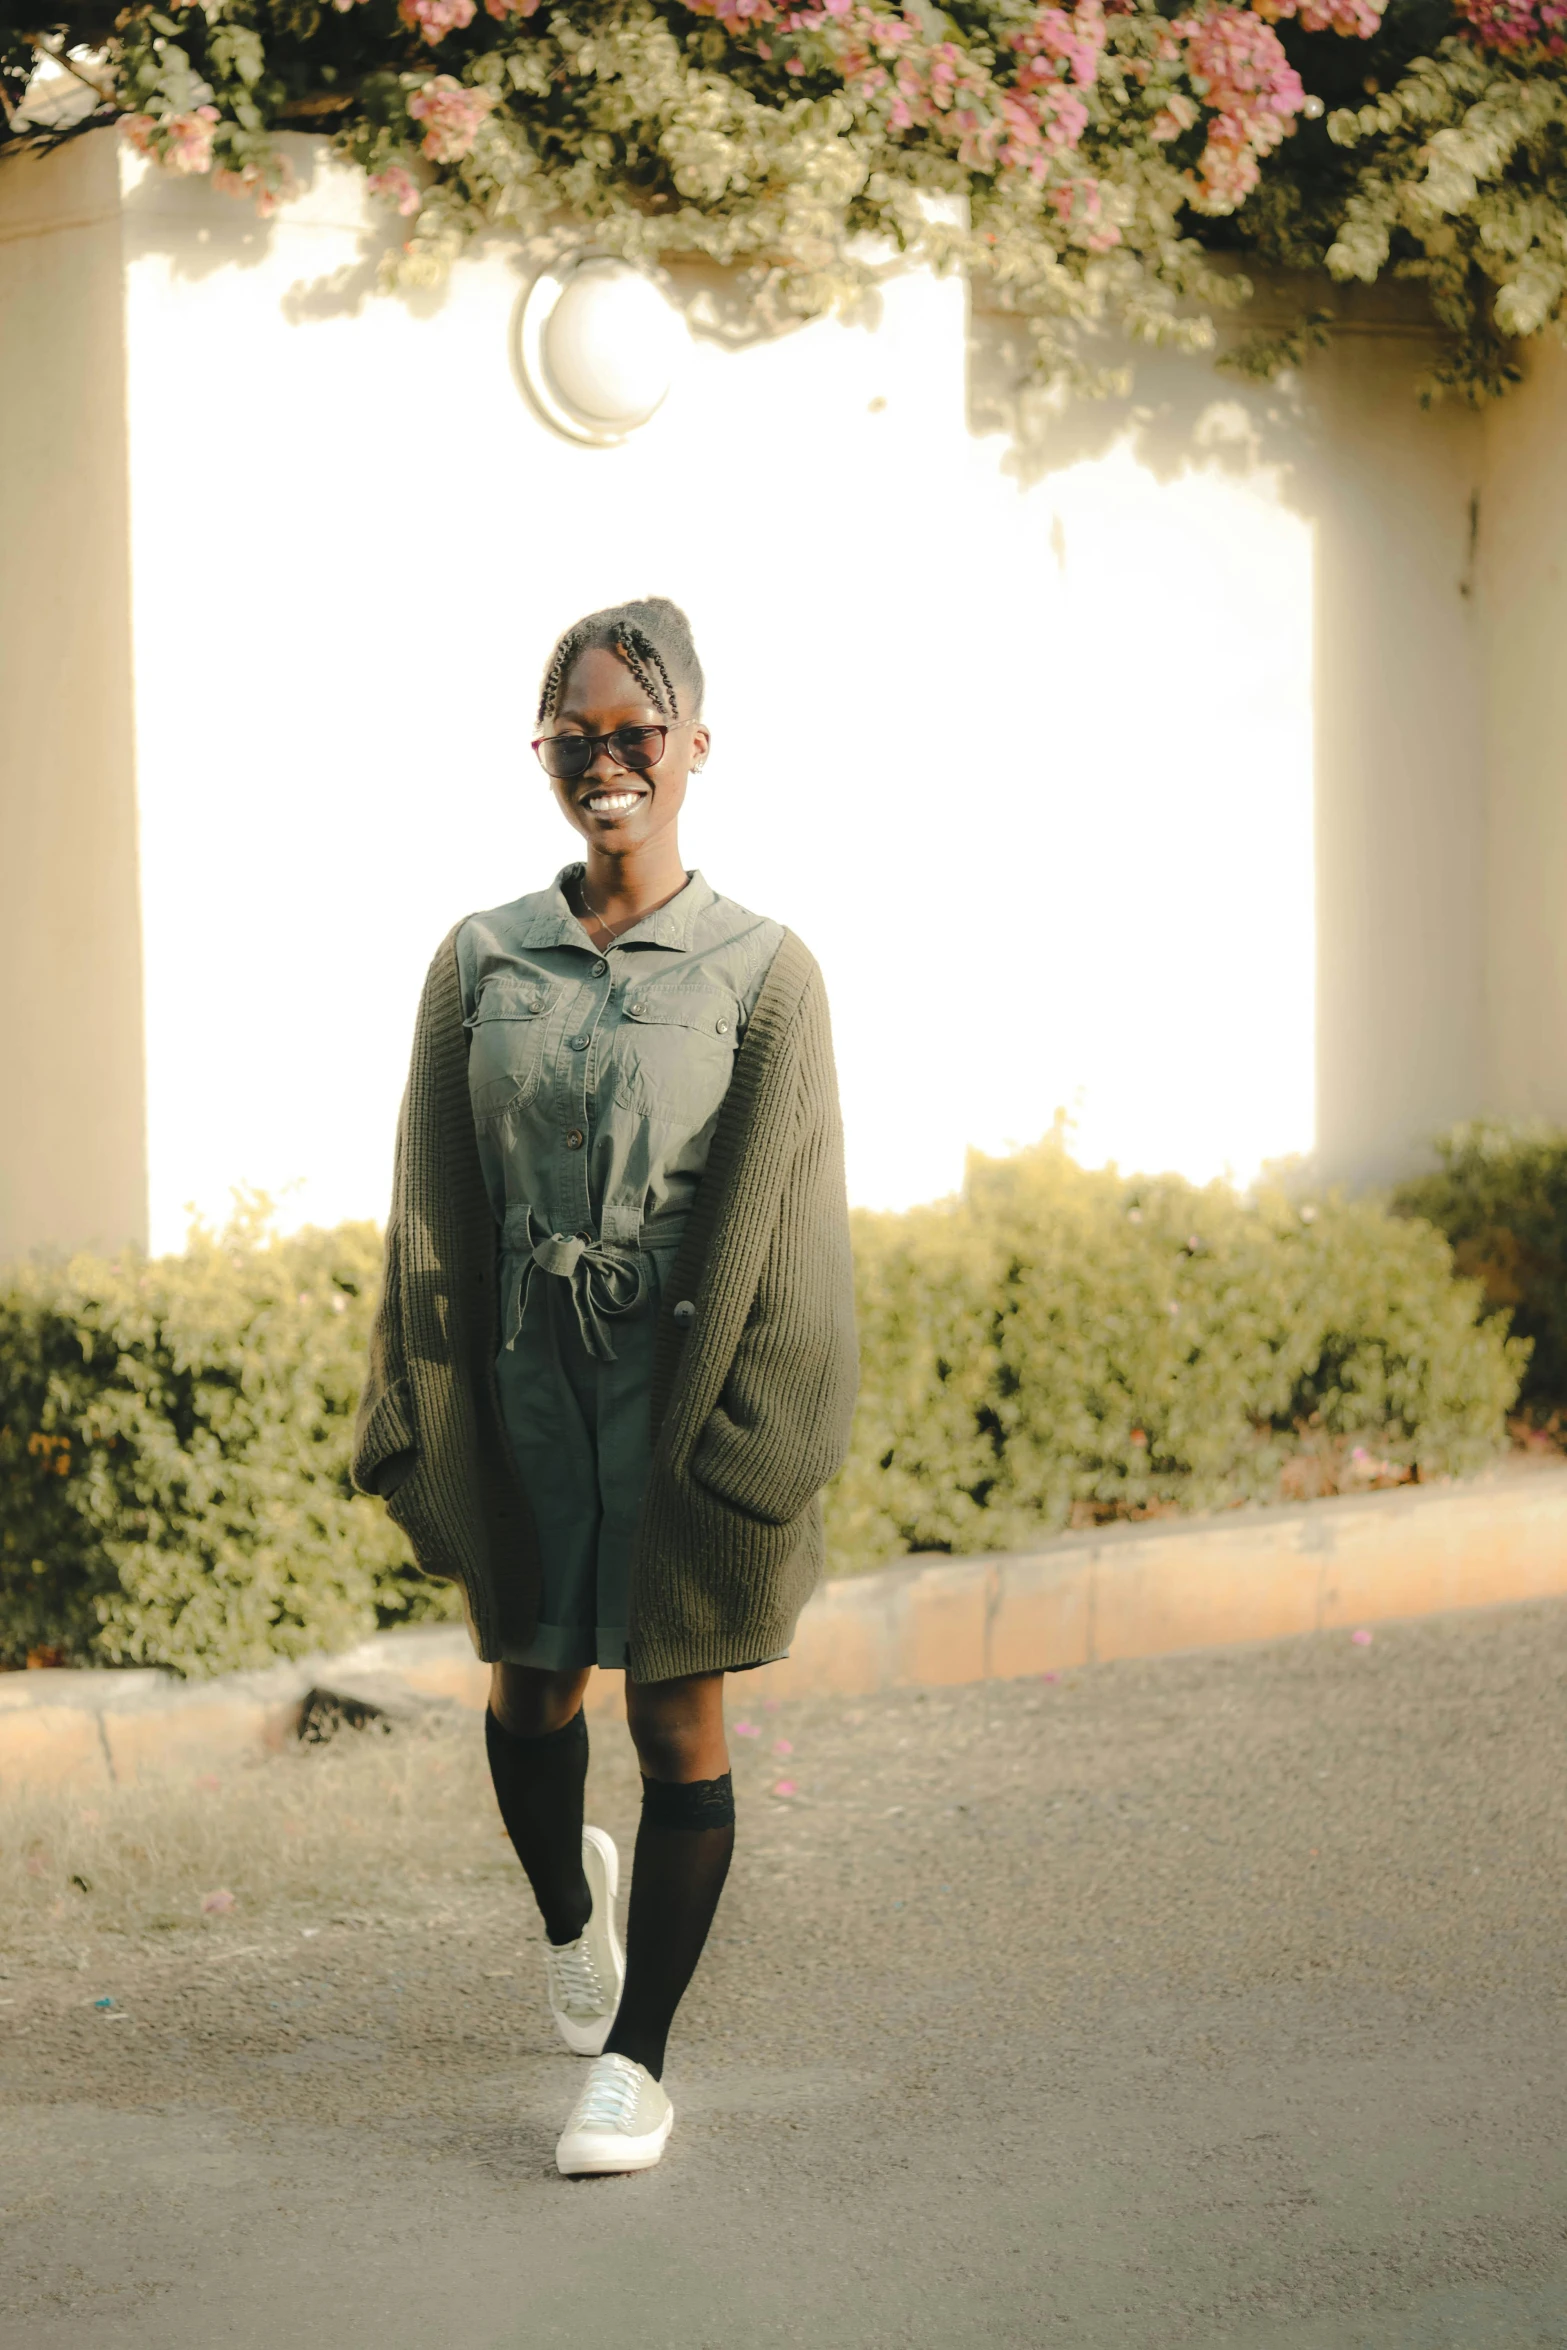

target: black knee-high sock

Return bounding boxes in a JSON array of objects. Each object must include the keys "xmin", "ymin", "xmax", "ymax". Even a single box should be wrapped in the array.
[
  {"xmin": 484, "ymin": 1706, "xmax": 591, "ymax": 1946},
  {"xmin": 603, "ymin": 1774, "xmax": 735, "ymax": 2081}
]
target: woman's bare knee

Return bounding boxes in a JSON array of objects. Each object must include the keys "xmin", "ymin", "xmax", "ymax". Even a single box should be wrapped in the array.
[
  {"xmin": 489, "ymin": 1662, "xmax": 590, "ymax": 1739},
  {"xmin": 626, "ymin": 1672, "xmax": 727, "ymax": 1783}
]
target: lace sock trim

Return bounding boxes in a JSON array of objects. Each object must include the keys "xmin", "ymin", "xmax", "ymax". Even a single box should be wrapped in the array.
[{"xmin": 639, "ymin": 1771, "xmax": 736, "ymax": 1831}]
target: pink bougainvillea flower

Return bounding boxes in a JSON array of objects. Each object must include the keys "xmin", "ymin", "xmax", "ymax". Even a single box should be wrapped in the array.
[
  {"xmin": 773, "ymin": 1737, "xmax": 794, "ymax": 1755},
  {"xmin": 127, "ymin": 104, "xmax": 220, "ymax": 177},
  {"xmin": 1453, "ymin": 0, "xmax": 1567, "ymax": 48},
  {"xmin": 213, "ymin": 155, "xmax": 297, "ymax": 217},
  {"xmin": 484, "ymin": 0, "xmax": 545, "ymax": 15},
  {"xmin": 166, "ymin": 106, "xmax": 221, "ymax": 175},
  {"xmin": 407, "ymin": 76, "xmax": 499, "ymax": 163},
  {"xmin": 201, "ymin": 1888, "xmax": 236, "ymax": 1913},
  {"xmin": 695, "ymin": 0, "xmax": 779, "ymax": 20},
  {"xmin": 399, "ymin": 0, "xmax": 477, "ymax": 43},
  {"xmin": 1150, "ymin": 92, "xmax": 1199, "ymax": 141},
  {"xmin": 1255, "ymin": 0, "xmax": 1385, "ymax": 34},
  {"xmin": 772, "ymin": 1780, "xmax": 798, "ymax": 1798},
  {"xmin": 368, "ymin": 163, "xmax": 423, "ymax": 216},
  {"xmin": 1350, "ymin": 1627, "xmax": 1374, "ymax": 1646},
  {"xmin": 1177, "ymin": 5, "xmax": 1304, "ymax": 211},
  {"xmin": 733, "ymin": 1719, "xmax": 761, "ymax": 1737}
]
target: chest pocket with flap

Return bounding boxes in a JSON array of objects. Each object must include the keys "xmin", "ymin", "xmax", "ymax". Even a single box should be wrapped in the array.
[
  {"xmin": 607, "ymin": 982, "xmax": 740, "ymax": 1128},
  {"xmin": 464, "ymin": 974, "xmax": 559, "ymax": 1127}
]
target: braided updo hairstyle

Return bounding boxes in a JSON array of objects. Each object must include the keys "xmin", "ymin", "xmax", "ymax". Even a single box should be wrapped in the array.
[{"xmin": 536, "ymin": 596, "xmax": 706, "ymax": 727}]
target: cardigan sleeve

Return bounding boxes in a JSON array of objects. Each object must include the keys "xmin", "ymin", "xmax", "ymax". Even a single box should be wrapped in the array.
[
  {"xmin": 686, "ymin": 962, "xmax": 859, "ymax": 1524},
  {"xmin": 351, "ymin": 1073, "xmax": 421, "ymax": 1499},
  {"xmin": 351, "ymin": 1219, "xmax": 419, "ymax": 1499},
  {"xmin": 350, "ymin": 951, "xmax": 438, "ymax": 1504}
]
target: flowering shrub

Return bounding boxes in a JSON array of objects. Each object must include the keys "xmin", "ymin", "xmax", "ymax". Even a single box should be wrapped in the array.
[{"xmin": 5, "ymin": 3, "xmax": 1567, "ymax": 399}]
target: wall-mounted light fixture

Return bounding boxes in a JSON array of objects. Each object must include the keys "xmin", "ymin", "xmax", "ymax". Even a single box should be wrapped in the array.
[{"xmin": 516, "ymin": 254, "xmax": 687, "ymax": 446}]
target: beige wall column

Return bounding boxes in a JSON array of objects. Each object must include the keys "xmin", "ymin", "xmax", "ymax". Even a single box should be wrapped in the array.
[
  {"xmin": 0, "ymin": 136, "xmax": 147, "ymax": 1262},
  {"xmin": 1479, "ymin": 336, "xmax": 1567, "ymax": 1125},
  {"xmin": 1307, "ymin": 310, "xmax": 1488, "ymax": 1188}
]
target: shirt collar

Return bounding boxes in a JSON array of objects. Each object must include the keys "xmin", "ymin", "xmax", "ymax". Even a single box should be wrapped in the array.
[{"xmin": 517, "ymin": 866, "xmax": 715, "ymax": 954}]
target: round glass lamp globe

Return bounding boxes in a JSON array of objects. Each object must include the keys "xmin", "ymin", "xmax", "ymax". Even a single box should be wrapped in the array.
[{"xmin": 543, "ymin": 261, "xmax": 683, "ymax": 429}]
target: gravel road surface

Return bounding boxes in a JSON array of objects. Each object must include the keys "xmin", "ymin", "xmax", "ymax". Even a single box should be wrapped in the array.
[{"xmin": 3, "ymin": 1597, "xmax": 1565, "ymax": 2349}]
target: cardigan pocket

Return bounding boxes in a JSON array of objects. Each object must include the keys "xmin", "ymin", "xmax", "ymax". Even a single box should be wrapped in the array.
[
  {"xmin": 687, "ymin": 1401, "xmax": 823, "ymax": 1527},
  {"xmin": 352, "ymin": 1373, "xmax": 419, "ymax": 1499}
]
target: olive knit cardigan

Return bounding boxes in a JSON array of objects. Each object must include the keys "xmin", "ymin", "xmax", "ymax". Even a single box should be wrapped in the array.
[{"xmin": 351, "ymin": 922, "xmax": 859, "ymax": 1682}]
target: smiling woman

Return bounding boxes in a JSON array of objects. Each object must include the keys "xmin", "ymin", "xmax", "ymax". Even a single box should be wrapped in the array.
[{"xmin": 351, "ymin": 594, "xmax": 858, "ymax": 2181}]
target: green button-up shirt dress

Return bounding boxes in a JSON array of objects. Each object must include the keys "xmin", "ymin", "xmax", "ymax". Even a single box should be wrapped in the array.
[{"xmin": 455, "ymin": 867, "xmax": 784, "ymax": 1672}]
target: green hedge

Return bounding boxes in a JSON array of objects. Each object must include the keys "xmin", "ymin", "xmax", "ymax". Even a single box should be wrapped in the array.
[
  {"xmin": 0, "ymin": 1203, "xmax": 454, "ymax": 1677},
  {"xmin": 0, "ymin": 1148, "xmax": 1527, "ymax": 1671},
  {"xmin": 1393, "ymin": 1119, "xmax": 1567, "ymax": 1411},
  {"xmin": 825, "ymin": 1137, "xmax": 1526, "ymax": 1570}
]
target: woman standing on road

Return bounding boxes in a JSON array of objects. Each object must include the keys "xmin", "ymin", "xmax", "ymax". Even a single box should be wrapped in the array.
[{"xmin": 353, "ymin": 597, "xmax": 858, "ymax": 2177}]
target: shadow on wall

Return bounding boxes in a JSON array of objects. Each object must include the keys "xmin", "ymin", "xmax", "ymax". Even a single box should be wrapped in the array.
[
  {"xmin": 967, "ymin": 278, "xmax": 1492, "ymax": 1196},
  {"xmin": 968, "ymin": 271, "xmax": 1467, "ymax": 501},
  {"xmin": 117, "ymin": 134, "xmax": 880, "ymax": 345}
]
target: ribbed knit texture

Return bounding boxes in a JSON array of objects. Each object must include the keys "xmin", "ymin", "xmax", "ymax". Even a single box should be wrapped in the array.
[{"xmin": 352, "ymin": 927, "xmax": 859, "ymax": 1681}]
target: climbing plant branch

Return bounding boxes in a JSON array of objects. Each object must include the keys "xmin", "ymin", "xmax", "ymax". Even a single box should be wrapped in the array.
[{"xmin": 6, "ymin": 0, "xmax": 1567, "ymax": 395}]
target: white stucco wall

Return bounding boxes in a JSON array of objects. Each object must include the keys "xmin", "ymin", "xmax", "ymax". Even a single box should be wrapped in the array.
[{"xmin": 4, "ymin": 128, "xmax": 1557, "ymax": 1261}]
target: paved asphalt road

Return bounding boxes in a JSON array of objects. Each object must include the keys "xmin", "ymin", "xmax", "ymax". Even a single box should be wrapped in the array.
[{"xmin": 3, "ymin": 1596, "xmax": 1566, "ymax": 2349}]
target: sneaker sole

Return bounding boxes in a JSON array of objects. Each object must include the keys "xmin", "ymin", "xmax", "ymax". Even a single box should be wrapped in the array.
[
  {"xmin": 556, "ymin": 2104, "xmax": 674, "ymax": 2178},
  {"xmin": 551, "ymin": 1825, "xmax": 625, "ymax": 2058}
]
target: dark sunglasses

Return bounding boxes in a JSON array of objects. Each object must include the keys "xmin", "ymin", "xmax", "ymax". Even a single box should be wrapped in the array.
[{"xmin": 532, "ymin": 721, "xmax": 688, "ymax": 782}]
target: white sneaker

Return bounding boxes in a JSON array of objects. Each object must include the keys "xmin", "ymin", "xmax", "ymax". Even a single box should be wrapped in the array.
[
  {"xmin": 544, "ymin": 1824, "xmax": 624, "ymax": 2057},
  {"xmin": 556, "ymin": 2052, "xmax": 673, "ymax": 2177}
]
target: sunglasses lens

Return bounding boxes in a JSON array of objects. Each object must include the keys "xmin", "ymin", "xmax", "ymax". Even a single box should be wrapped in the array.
[
  {"xmin": 538, "ymin": 735, "xmax": 591, "ymax": 780},
  {"xmin": 611, "ymin": 726, "xmax": 665, "ymax": 770}
]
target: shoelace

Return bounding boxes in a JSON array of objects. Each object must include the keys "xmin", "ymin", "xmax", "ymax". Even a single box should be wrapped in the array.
[
  {"xmin": 546, "ymin": 1937, "xmax": 607, "ymax": 2017},
  {"xmin": 569, "ymin": 2056, "xmax": 642, "ymax": 2133}
]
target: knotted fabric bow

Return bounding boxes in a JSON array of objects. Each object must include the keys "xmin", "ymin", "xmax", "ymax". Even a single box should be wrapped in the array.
[{"xmin": 500, "ymin": 1206, "xmax": 646, "ymax": 1362}]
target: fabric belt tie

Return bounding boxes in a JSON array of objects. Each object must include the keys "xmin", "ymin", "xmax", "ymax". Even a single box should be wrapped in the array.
[{"xmin": 500, "ymin": 1206, "xmax": 645, "ymax": 1363}]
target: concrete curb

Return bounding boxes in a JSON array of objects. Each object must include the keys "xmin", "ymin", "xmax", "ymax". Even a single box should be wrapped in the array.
[{"xmin": 6, "ymin": 1461, "xmax": 1566, "ymax": 1793}]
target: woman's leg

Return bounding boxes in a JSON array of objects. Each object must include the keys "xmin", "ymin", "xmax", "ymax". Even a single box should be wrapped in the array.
[
  {"xmin": 603, "ymin": 1671, "xmax": 734, "ymax": 2080},
  {"xmin": 487, "ymin": 1663, "xmax": 594, "ymax": 1945}
]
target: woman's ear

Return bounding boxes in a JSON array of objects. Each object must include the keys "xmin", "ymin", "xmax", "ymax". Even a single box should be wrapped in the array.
[{"xmin": 691, "ymin": 721, "xmax": 711, "ymax": 773}]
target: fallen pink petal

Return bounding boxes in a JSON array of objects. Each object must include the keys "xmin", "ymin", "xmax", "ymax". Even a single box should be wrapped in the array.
[
  {"xmin": 773, "ymin": 1737, "xmax": 793, "ymax": 1755},
  {"xmin": 733, "ymin": 1719, "xmax": 760, "ymax": 1737},
  {"xmin": 200, "ymin": 1888, "xmax": 236, "ymax": 1913},
  {"xmin": 1351, "ymin": 1627, "xmax": 1374, "ymax": 1646},
  {"xmin": 772, "ymin": 1780, "xmax": 797, "ymax": 1798}
]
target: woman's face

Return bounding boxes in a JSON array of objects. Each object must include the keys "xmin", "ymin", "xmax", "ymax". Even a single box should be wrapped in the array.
[{"xmin": 543, "ymin": 644, "xmax": 709, "ymax": 859}]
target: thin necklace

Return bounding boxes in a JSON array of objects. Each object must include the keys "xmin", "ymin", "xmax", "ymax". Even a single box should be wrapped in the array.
[{"xmin": 576, "ymin": 871, "xmax": 627, "ymax": 952}]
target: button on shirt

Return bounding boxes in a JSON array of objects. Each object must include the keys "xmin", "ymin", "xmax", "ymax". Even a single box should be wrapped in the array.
[{"xmin": 456, "ymin": 867, "xmax": 784, "ymax": 1358}]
